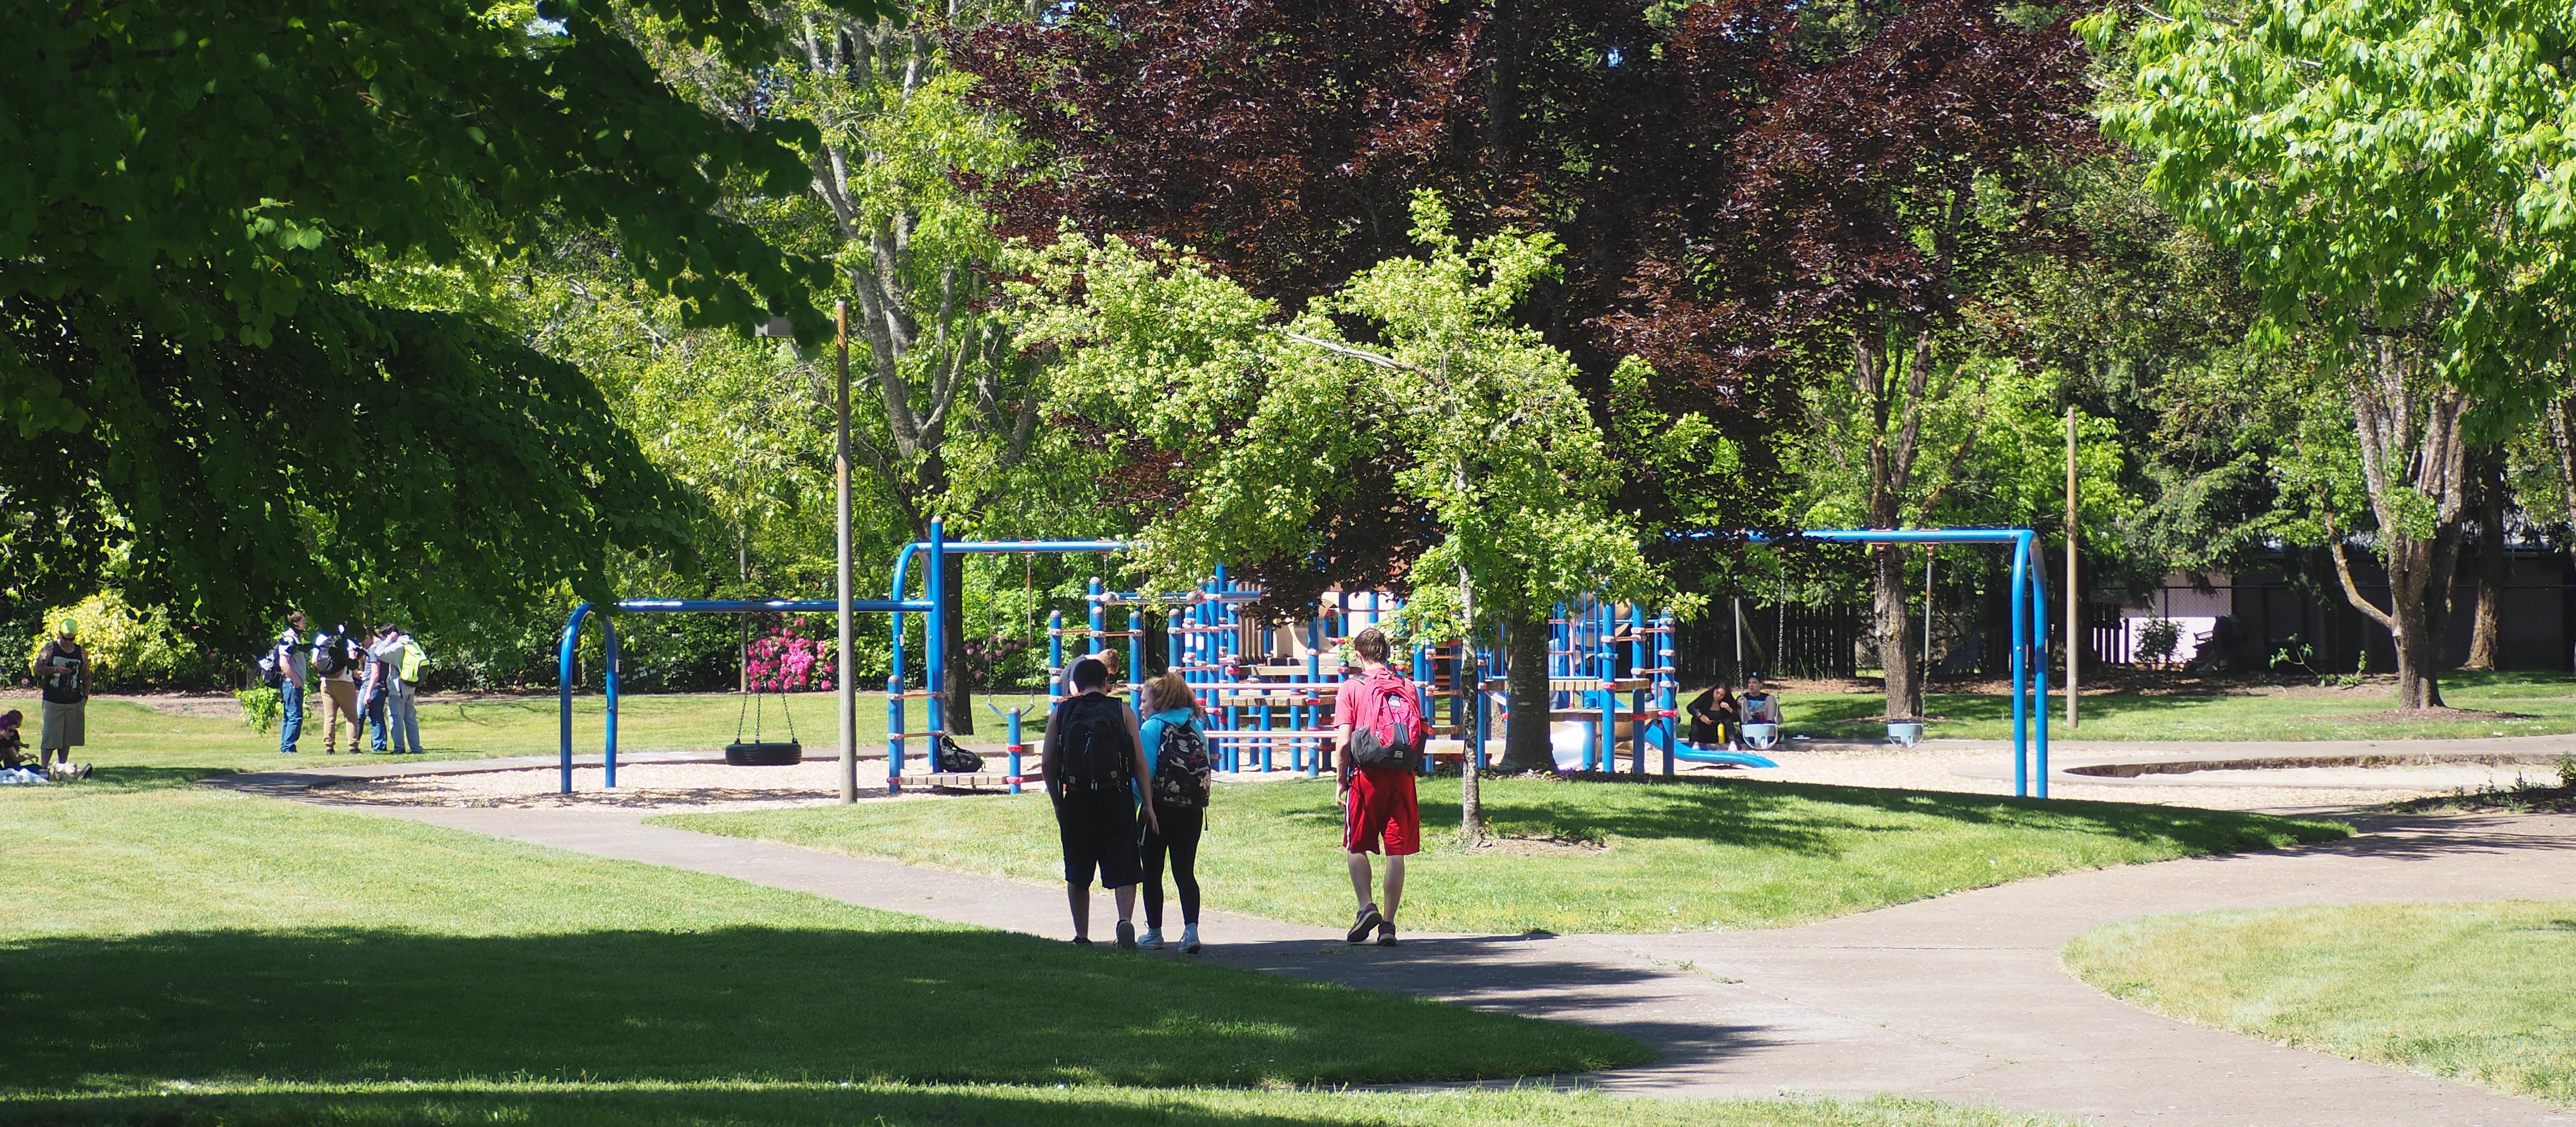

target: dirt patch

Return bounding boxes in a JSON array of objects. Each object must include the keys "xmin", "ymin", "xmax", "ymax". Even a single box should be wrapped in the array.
[
  {"xmin": 2342, "ymin": 707, "xmax": 2536, "ymax": 724},
  {"xmin": 1460, "ymin": 831, "xmax": 1608, "ymax": 856}
]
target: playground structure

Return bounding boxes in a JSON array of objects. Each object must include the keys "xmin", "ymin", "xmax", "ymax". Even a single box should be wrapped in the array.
[{"xmin": 556, "ymin": 523, "xmax": 2053, "ymax": 798}]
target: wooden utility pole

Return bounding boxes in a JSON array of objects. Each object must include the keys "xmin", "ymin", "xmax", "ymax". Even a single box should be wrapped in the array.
[{"xmin": 2066, "ymin": 405, "xmax": 2079, "ymax": 729}]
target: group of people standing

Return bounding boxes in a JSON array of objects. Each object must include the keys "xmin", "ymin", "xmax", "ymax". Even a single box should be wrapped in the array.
[
  {"xmin": 270, "ymin": 611, "xmax": 427, "ymax": 755},
  {"xmin": 1042, "ymin": 626, "xmax": 1426, "ymax": 953}
]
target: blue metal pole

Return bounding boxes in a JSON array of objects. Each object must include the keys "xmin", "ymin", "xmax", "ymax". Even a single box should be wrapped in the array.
[
  {"xmin": 2028, "ymin": 532, "xmax": 2051, "ymax": 799},
  {"xmin": 2010, "ymin": 534, "xmax": 2030, "ymax": 797},
  {"xmin": 603, "ymin": 617, "xmax": 621, "ymax": 789},
  {"xmin": 1088, "ymin": 577, "xmax": 1106, "ymax": 662},
  {"xmin": 1304, "ymin": 618, "xmax": 1322, "ymax": 776},
  {"xmin": 1658, "ymin": 613, "xmax": 1678, "ymax": 778},
  {"xmin": 557, "ymin": 602, "xmax": 590, "ymax": 795},
  {"xmin": 926, "ymin": 518, "xmax": 944, "ymax": 752},
  {"xmin": 1007, "ymin": 707, "xmax": 1025, "ymax": 795},
  {"xmin": 1048, "ymin": 608, "xmax": 1064, "ymax": 709}
]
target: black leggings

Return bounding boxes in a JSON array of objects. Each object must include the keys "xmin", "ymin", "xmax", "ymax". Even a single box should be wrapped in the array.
[{"xmin": 1139, "ymin": 803, "xmax": 1205, "ymax": 929}]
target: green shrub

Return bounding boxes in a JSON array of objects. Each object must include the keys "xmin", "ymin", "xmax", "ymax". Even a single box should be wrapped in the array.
[
  {"xmin": 235, "ymin": 686, "xmax": 283, "ymax": 732},
  {"xmin": 24, "ymin": 593, "xmax": 210, "ymax": 690}
]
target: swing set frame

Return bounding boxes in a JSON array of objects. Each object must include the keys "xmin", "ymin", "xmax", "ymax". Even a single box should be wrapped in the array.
[{"xmin": 556, "ymin": 523, "xmax": 2055, "ymax": 799}]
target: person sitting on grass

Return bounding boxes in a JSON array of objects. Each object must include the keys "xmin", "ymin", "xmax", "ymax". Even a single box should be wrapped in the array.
[
  {"xmin": 1043, "ymin": 656, "xmax": 1159, "ymax": 949},
  {"xmin": 0, "ymin": 709, "xmax": 26, "ymax": 769},
  {"xmin": 1687, "ymin": 682, "xmax": 1741, "ymax": 750},
  {"xmin": 2, "ymin": 708, "xmax": 88, "ymax": 779},
  {"xmin": 1741, "ymin": 673, "xmax": 1782, "ymax": 725}
]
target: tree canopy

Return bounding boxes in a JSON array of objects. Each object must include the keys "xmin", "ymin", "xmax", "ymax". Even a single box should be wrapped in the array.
[{"xmin": 2, "ymin": 0, "xmax": 892, "ymax": 647}]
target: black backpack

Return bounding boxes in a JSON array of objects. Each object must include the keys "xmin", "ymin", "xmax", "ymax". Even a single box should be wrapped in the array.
[
  {"xmin": 1150, "ymin": 719, "xmax": 1213, "ymax": 808},
  {"xmin": 1052, "ymin": 694, "xmax": 1133, "ymax": 787},
  {"xmin": 935, "ymin": 735, "xmax": 985, "ymax": 774},
  {"xmin": 312, "ymin": 633, "xmax": 348, "ymax": 678}
]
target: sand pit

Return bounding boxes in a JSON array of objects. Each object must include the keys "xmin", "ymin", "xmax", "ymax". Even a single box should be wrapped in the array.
[
  {"xmin": 308, "ymin": 757, "xmax": 932, "ymax": 811},
  {"xmin": 1671, "ymin": 740, "xmax": 2552, "ymax": 811}
]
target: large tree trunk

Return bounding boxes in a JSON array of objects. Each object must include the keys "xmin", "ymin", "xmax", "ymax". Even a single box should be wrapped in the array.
[
  {"xmin": 940, "ymin": 561, "xmax": 974, "ymax": 735},
  {"xmin": 1874, "ymin": 544, "xmax": 1919, "ymax": 720},
  {"xmin": 1499, "ymin": 607, "xmax": 1556, "ymax": 772},
  {"xmin": 2464, "ymin": 453, "xmax": 2507, "ymax": 671},
  {"xmin": 2328, "ymin": 338, "xmax": 2469, "ymax": 710}
]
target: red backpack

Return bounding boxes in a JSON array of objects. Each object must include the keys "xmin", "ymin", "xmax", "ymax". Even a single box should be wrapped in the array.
[{"xmin": 1347, "ymin": 670, "xmax": 1425, "ymax": 767}]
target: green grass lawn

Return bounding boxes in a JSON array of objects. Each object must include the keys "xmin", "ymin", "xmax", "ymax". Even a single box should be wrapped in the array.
[
  {"xmin": 0, "ymin": 690, "xmax": 1044, "ymax": 783},
  {"xmin": 0, "ymin": 784, "xmax": 2070, "ymax": 1127},
  {"xmin": 1783, "ymin": 671, "xmax": 2576, "ymax": 742},
  {"xmin": 662, "ymin": 775, "xmax": 2345, "ymax": 934},
  {"xmin": 2065, "ymin": 901, "xmax": 2576, "ymax": 1106}
]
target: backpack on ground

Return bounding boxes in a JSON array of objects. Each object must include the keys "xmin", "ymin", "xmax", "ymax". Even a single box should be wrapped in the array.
[
  {"xmin": 935, "ymin": 735, "xmax": 985, "ymax": 774},
  {"xmin": 313, "ymin": 633, "xmax": 347, "ymax": 678},
  {"xmin": 1150, "ymin": 719, "xmax": 1213, "ymax": 808},
  {"xmin": 1052, "ymin": 694, "xmax": 1134, "ymax": 787},
  {"xmin": 1346, "ymin": 671, "xmax": 1425, "ymax": 768}
]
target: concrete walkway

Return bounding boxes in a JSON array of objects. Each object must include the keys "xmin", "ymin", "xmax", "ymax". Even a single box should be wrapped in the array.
[{"xmin": 231, "ymin": 769, "xmax": 2576, "ymax": 1127}]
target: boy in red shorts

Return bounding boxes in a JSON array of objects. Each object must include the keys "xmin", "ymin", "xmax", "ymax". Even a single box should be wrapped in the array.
[{"xmin": 1334, "ymin": 627, "xmax": 1421, "ymax": 946}]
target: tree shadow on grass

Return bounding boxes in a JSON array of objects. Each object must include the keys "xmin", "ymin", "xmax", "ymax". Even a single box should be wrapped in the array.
[
  {"xmin": 0, "ymin": 926, "xmax": 1644, "ymax": 1097},
  {"xmin": 1441, "ymin": 776, "xmax": 2343, "ymax": 860},
  {"xmin": 0, "ymin": 1084, "xmax": 1494, "ymax": 1127}
]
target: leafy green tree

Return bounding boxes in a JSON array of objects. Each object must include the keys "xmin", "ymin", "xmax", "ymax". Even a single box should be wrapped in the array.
[
  {"xmin": 2, "ymin": 0, "xmax": 891, "ymax": 650},
  {"xmin": 641, "ymin": 2, "xmax": 1049, "ymax": 728},
  {"xmin": 1014, "ymin": 195, "xmax": 1663, "ymax": 827},
  {"xmin": 2088, "ymin": 0, "xmax": 2576, "ymax": 707}
]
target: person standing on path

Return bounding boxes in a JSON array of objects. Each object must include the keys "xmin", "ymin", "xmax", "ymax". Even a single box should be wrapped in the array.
[
  {"xmin": 358, "ymin": 625, "xmax": 393, "ymax": 754},
  {"xmin": 1335, "ymin": 627, "xmax": 1424, "ymax": 947},
  {"xmin": 313, "ymin": 624, "xmax": 365, "ymax": 754},
  {"xmin": 272, "ymin": 612, "xmax": 311, "ymax": 754},
  {"xmin": 32, "ymin": 621, "xmax": 88, "ymax": 772},
  {"xmin": 1136, "ymin": 670, "xmax": 1213, "ymax": 954},
  {"xmin": 1043, "ymin": 656, "xmax": 1158, "ymax": 949},
  {"xmin": 370, "ymin": 626, "xmax": 423, "ymax": 754}
]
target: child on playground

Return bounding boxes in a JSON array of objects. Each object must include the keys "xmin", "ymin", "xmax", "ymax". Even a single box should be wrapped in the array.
[
  {"xmin": 1044, "ymin": 656, "xmax": 1159, "ymax": 949},
  {"xmin": 1136, "ymin": 671, "xmax": 1213, "ymax": 954},
  {"xmin": 1335, "ymin": 627, "xmax": 1420, "ymax": 947},
  {"xmin": 1741, "ymin": 673, "xmax": 1782, "ymax": 724}
]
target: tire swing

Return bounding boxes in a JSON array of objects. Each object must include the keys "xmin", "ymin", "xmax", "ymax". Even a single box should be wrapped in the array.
[{"xmin": 726, "ymin": 657, "xmax": 803, "ymax": 766}]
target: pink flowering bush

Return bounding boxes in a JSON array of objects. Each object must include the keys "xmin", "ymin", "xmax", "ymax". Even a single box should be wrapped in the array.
[{"xmin": 746, "ymin": 616, "xmax": 837, "ymax": 693}]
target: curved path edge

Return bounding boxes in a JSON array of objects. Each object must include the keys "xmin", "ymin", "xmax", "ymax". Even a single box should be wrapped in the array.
[{"xmin": 216, "ymin": 769, "xmax": 2576, "ymax": 1127}]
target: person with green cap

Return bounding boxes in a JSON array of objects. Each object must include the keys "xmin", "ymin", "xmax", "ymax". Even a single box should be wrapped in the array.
[{"xmin": 32, "ymin": 620, "xmax": 88, "ymax": 771}]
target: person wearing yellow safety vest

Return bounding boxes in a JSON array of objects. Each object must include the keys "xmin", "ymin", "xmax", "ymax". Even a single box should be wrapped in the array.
[{"xmin": 370, "ymin": 626, "xmax": 427, "ymax": 754}]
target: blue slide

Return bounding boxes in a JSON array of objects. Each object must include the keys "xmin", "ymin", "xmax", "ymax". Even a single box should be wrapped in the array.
[{"xmin": 1672, "ymin": 743, "xmax": 1779, "ymax": 769}]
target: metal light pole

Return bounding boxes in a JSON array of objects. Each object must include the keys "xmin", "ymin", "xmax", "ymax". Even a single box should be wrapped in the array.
[
  {"xmin": 837, "ymin": 301, "xmax": 857, "ymax": 802},
  {"xmin": 2066, "ymin": 405, "xmax": 2080, "ymax": 730}
]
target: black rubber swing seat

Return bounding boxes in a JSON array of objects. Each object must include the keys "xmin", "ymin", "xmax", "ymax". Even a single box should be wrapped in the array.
[{"xmin": 725, "ymin": 741, "xmax": 804, "ymax": 766}]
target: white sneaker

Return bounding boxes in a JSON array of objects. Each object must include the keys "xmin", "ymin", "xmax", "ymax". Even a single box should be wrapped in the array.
[
  {"xmin": 1137, "ymin": 927, "xmax": 1164, "ymax": 950},
  {"xmin": 1180, "ymin": 924, "xmax": 1201, "ymax": 954}
]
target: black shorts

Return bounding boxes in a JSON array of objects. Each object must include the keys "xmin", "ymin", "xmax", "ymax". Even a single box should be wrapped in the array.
[{"xmin": 1054, "ymin": 785, "xmax": 1143, "ymax": 889}]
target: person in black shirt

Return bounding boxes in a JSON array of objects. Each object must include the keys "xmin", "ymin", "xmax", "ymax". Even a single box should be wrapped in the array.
[
  {"xmin": 32, "ymin": 621, "xmax": 87, "ymax": 771},
  {"xmin": 1686, "ymin": 683, "xmax": 1742, "ymax": 750}
]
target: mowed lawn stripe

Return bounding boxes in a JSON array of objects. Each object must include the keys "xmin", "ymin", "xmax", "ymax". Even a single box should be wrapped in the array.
[
  {"xmin": 2066, "ymin": 901, "xmax": 2576, "ymax": 1107},
  {"xmin": 661, "ymin": 775, "xmax": 2346, "ymax": 934},
  {"xmin": 0, "ymin": 788, "xmax": 1642, "ymax": 1093}
]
